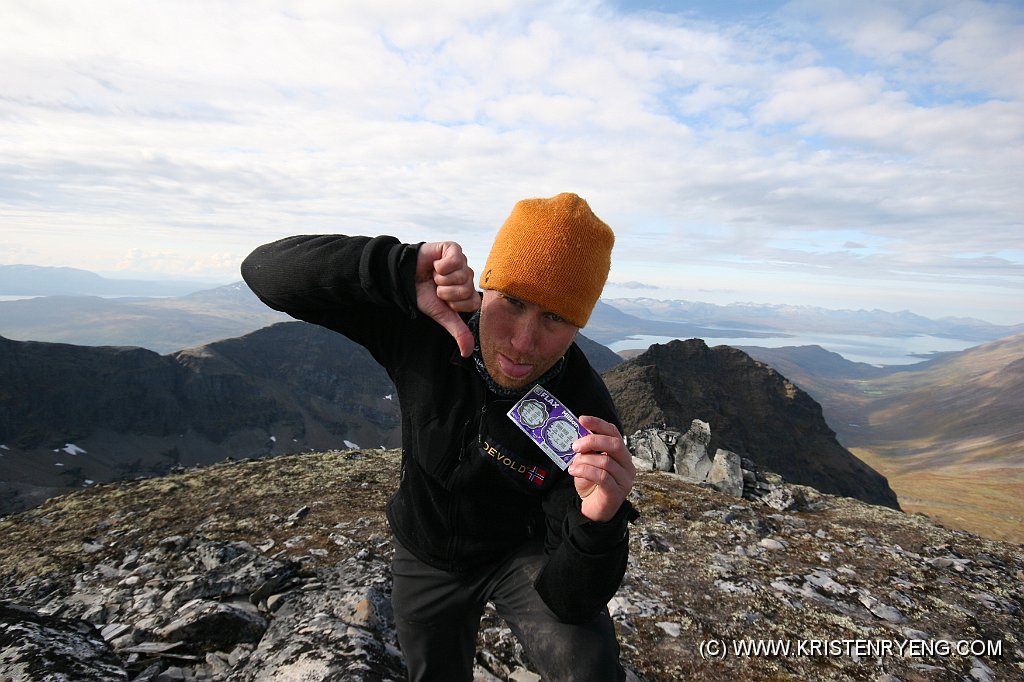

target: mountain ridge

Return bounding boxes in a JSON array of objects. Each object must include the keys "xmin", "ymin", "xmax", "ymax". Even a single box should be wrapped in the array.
[
  {"xmin": 4, "ymin": 270, "xmax": 1020, "ymax": 355},
  {"xmin": 606, "ymin": 297, "xmax": 1023, "ymax": 339},
  {"xmin": 0, "ymin": 323, "xmax": 620, "ymax": 516},
  {"xmin": 0, "ymin": 264, "xmax": 222, "ymax": 297},
  {"xmin": 1, "ymin": 323, "xmax": 895, "ymax": 520},
  {"xmin": 0, "ymin": 323, "xmax": 401, "ymax": 515},
  {"xmin": 602, "ymin": 339, "xmax": 900, "ymax": 509}
]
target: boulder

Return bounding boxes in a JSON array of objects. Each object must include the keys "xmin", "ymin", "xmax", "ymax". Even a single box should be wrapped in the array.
[
  {"xmin": 707, "ymin": 449, "xmax": 743, "ymax": 498},
  {"xmin": 629, "ymin": 424, "xmax": 786, "ymax": 504},
  {"xmin": 0, "ymin": 602, "xmax": 128, "ymax": 681},
  {"xmin": 673, "ymin": 420, "xmax": 713, "ymax": 480},
  {"xmin": 158, "ymin": 599, "xmax": 266, "ymax": 650}
]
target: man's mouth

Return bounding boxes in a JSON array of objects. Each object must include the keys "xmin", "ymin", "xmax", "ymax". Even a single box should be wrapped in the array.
[{"xmin": 496, "ymin": 352, "xmax": 535, "ymax": 379}]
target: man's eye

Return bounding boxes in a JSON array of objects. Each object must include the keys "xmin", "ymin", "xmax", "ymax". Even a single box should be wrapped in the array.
[
  {"xmin": 503, "ymin": 295, "xmax": 524, "ymax": 308},
  {"xmin": 545, "ymin": 312, "xmax": 565, "ymax": 323}
]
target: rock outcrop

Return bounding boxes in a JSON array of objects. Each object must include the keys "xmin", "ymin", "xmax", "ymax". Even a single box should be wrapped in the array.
[
  {"xmin": 604, "ymin": 338, "xmax": 900, "ymax": 509},
  {"xmin": 2, "ymin": 449, "xmax": 1020, "ymax": 681},
  {"xmin": 630, "ymin": 422, "xmax": 806, "ymax": 511}
]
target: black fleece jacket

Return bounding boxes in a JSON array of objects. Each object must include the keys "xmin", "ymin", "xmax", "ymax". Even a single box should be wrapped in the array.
[{"xmin": 241, "ymin": 234, "xmax": 632, "ymax": 622}]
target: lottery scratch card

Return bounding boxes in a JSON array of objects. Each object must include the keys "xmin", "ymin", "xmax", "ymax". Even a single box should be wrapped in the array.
[{"xmin": 507, "ymin": 384, "xmax": 589, "ymax": 470}]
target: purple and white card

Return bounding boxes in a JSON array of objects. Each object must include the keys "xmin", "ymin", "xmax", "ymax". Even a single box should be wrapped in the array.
[{"xmin": 507, "ymin": 384, "xmax": 589, "ymax": 470}]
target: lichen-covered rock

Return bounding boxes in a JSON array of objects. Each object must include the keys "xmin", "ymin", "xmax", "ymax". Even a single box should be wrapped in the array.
[
  {"xmin": 706, "ymin": 449, "xmax": 743, "ymax": 497},
  {"xmin": 674, "ymin": 420, "xmax": 713, "ymax": 481},
  {"xmin": 629, "ymin": 427, "xmax": 679, "ymax": 472},
  {"xmin": 0, "ymin": 449, "xmax": 1021, "ymax": 681},
  {"xmin": 231, "ymin": 556, "xmax": 404, "ymax": 681},
  {"xmin": 158, "ymin": 599, "xmax": 267, "ymax": 649},
  {"xmin": 0, "ymin": 602, "xmax": 129, "ymax": 681},
  {"xmin": 630, "ymin": 426, "xmax": 785, "ymax": 507}
]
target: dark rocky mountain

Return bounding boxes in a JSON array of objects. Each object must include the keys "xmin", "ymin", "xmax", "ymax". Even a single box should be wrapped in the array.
[
  {"xmin": 2, "ymin": 323, "xmax": 895, "ymax": 520},
  {"xmin": 0, "ymin": 322, "xmax": 620, "ymax": 516},
  {"xmin": 1, "ymin": 449, "xmax": 1020, "ymax": 681},
  {"xmin": 602, "ymin": 338, "xmax": 900, "ymax": 509},
  {"xmin": 574, "ymin": 332, "xmax": 623, "ymax": 374},
  {"xmin": 0, "ymin": 323, "xmax": 401, "ymax": 515}
]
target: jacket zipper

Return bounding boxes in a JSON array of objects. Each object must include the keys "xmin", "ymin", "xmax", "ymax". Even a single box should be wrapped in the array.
[
  {"xmin": 444, "ymin": 411, "xmax": 477, "ymax": 569},
  {"xmin": 444, "ymin": 376, "xmax": 488, "ymax": 571}
]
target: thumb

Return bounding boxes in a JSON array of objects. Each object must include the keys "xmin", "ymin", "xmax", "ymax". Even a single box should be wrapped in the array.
[{"xmin": 432, "ymin": 306, "xmax": 475, "ymax": 358}]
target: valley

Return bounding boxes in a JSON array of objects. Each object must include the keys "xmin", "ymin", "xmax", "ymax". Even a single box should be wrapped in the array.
[
  {"xmin": 738, "ymin": 336, "xmax": 1024, "ymax": 544},
  {"xmin": 851, "ymin": 449, "xmax": 1023, "ymax": 544}
]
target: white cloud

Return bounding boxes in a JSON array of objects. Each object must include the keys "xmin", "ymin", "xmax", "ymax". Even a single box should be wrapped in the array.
[{"xmin": 0, "ymin": 0, "xmax": 1020, "ymax": 323}]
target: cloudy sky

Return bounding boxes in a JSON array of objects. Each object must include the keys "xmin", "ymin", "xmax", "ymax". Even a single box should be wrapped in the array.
[{"xmin": 2, "ymin": 0, "xmax": 1022, "ymax": 324}]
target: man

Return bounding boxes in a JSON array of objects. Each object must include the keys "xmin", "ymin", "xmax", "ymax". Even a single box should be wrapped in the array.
[{"xmin": 241, "ymin": 192, "xmax": 636, "ymax": 681}]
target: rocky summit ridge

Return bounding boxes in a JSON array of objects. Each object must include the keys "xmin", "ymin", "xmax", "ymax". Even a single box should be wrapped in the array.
[
  {"xmin": 604, "ymin": 338, "xmax": 900, "ymax": 509},
  {"xmin": 2, "ymin": 448, "xmax": 1021, "ymax": 681}
]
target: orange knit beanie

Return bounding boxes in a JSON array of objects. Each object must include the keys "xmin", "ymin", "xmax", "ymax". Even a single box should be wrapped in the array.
[{"xmin": 481, "ymin": 192, "xmax": 614, "ymax": 328}]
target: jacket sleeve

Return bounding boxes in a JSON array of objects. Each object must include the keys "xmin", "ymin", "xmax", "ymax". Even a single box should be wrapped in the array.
[
  {"xmin": 535, "ymin": 488, "xmax": 635, "ymax": 623},
  {"xmin": 240, "ymin": 234, "xmax": 422, "ymax": 366}
]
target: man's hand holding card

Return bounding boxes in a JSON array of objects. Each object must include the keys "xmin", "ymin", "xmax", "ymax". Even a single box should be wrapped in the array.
[
  {"xmin": 509, "ymin": 386, "xmax": 636, "ymax": 523},
  {"xmin": 569, "ymin": 414, "xmax": 636, "ymax": 522}
]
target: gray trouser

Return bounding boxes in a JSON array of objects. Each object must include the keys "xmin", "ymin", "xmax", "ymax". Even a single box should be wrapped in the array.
[{"xmin": 391, "ymin": 539, "xmax": 625, "ymax": 682}]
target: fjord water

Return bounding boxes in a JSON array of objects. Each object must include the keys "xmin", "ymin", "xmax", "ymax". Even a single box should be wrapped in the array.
[{"xmin": 608, "ymin": 332, "xmax": 980, "ymax": 366}]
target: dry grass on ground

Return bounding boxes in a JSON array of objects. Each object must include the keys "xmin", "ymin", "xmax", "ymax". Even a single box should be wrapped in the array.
[{"xmin": 852, "ymin": 447, "xmax": 1023, "ymax": 544}]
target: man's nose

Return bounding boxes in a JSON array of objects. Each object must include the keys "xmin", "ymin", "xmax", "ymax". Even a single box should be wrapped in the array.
[{"xmin": 509, "ymin": 316, "xmax": 539, "ymax": 355}]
